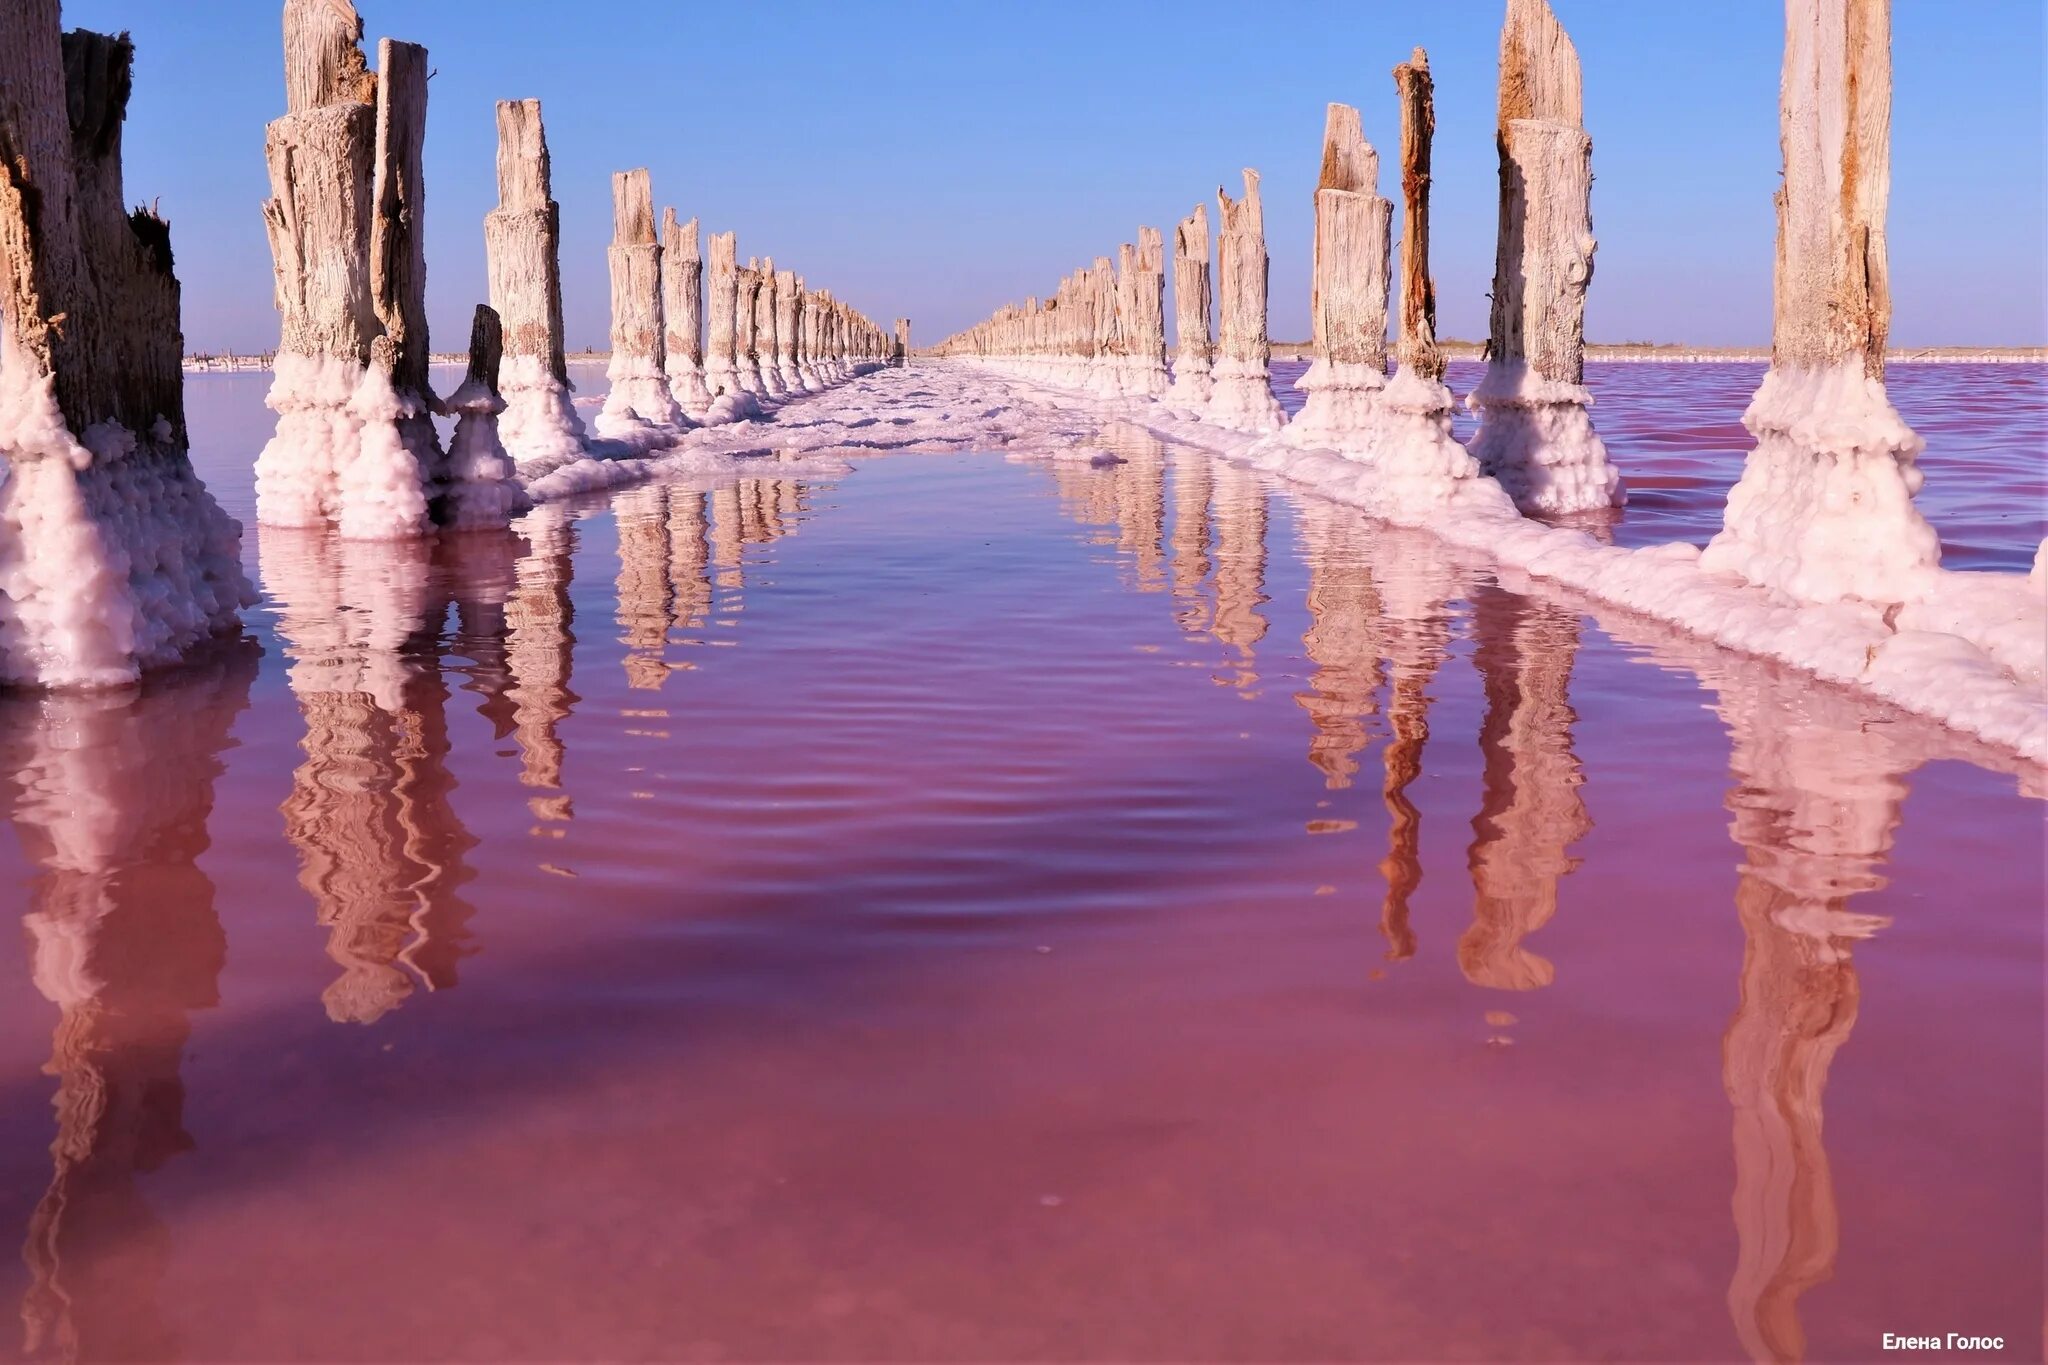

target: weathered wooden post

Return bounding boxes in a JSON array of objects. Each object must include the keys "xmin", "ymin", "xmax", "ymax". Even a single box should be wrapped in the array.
[
  {"xmin": 795, "ymin": 277, "xmax": 823, "ymax": 389},
  {"xmin": 257, "ymin": 0, "xmax": 378, "ymax": 442},
  {"xmin": 597, "ymin": 167, "xmax": 684, "ymax": 437},
  {"xmin": 894, "ymin": 318, "xmax": 912, "ymax": 365},
  {"xmin": 1288, "ymin": 104, "xmax": 1392, "ymax": 446},
  {"xmin": 1467, "ymin": 0, "xmax": 1622, "ymax": 512},
  {"xmin": 367, "ymin": 36, "xmax": 443, "ymax": 505},
  {"xmin": 485, "ymin": 98, "xmax": 586, "ymax": 464},
  {"xmin": 1372, "ymin": 47, "xmax": 1482, "ymax": 495},
  {"xmin": 1700, "ymin": 0, "xmax": 1937, "ymax": 604},
  {"xmin": 1163, "ymin": 205, "xmax": 1214, "ymax": 412},
  {"xmin": 439, "ymin": 304, "xmax": 527, "ymax": 528},
  {"xmin": 704, "ymin": 229, "xmax": 740, "ymax": 396},
  {"xmin": 1208, "ymin": 170, "xmax": 1286, "ymax": 432},
  {"xmin": 1125, "ymin": 227, "xmax": 1170, "ymax": 397},
  {"xmin": 733, "ymin": 260, "xmax": 765, "ymax": 394},
  {"xmin": 774, "ymin": 270, "xmax": 803, "ymax": 390},
  {"xmin": 754, "ymin": 257, "xmax": 785, "ymax": 398},
  {"xmin": 0, "ymin": 9, "xmax": 249, "ymax": 686},
  {"xmin": 660, "ymin": 208, "xmax": 713, "ymax": 418}
]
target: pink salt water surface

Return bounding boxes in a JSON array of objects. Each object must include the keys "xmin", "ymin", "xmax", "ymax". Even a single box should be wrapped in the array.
[
  {"xmin": 1273, "ymin": 358, "xmax": 2048, "ymax": 567},
  {"xmin": 0, "ymin": 367, "xmax": 2040, "ymax": 1362}
]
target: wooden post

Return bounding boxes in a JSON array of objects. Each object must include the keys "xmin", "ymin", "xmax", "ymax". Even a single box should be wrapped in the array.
[
  {"xmin": 1163, "ymin": 205, "xmax": 1214, "ymax": 412},
  {"xmin": 774, "ymin": 269, "xmax": 802, "ymax": 390},
  {"xmin": 1369, "ymin": 46, "xmax": 1481, "ymax": 496},
  {"xmin": 1467, "ymin": 0, "xmax": 1621, "ymax": 512},
  {"xmin": 369, "ymin": 38, "xmax": 435, "ymax": 469},
  {"xmin": 795, "ymin": 277, "xmax": 822, "ymax": 389},
  {"xmin": 1288, "ymin": 103, "xmax": 1392, "ymax": 446},
  {"xmin": 1701, "ymin": 0, "xmax": 1937, "ymax": 605},
  {"xmin": 486, "ymin": 98, "xmax": 585, "ymax": 463},
  {"xmin": 704, "ymin": 230, "xmax": 740, "ymax": 396},
  {"xmin": 734, "ymin": 260, "xmax": 764, "ymax": 394},
  {"xmin": 252, "ymin": 0, "xmax": 378, "ymax": 527},
  {"xmin": 597, "ymin": 168, "xmax": 683, "ymax": 436},
  {"xmin": 1126, "ymin": 226, "xmax": 1170, "ymax": 396},
  {"xmin": 1209, "ymin": 169, "xmax": 1285, "ymax": 432},
  {"xmin": 0, "ymin": 6, "xmax": 247, "ymax": 686},
  {"xmin": 440, "ymin": 303, "xmax": 525, "ymax": 528},
  {"xmin": 893, "ymin": 317, "xmax": 911, "ymax": 365},
  {"xmin": 659, "ymin": 209, "xmax": 711, "ymax": 417},
  {"xmin": 1393, "ymin": 50, "xmax": 1443, "ymax": 383},
  {"xmin": 753, "ymin": 257, "xmax": 785, "ymax": 397}
]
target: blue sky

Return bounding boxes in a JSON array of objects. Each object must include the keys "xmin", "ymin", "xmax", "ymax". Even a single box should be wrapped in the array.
[{"xmin": 66, "ymin": 0, "xmax": 2047, "ymax": 352}]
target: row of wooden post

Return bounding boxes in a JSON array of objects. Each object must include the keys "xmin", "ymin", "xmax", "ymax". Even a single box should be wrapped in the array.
[{"xmin": 253, "ymin": 0, "xmax": 894, "ymax": 538}]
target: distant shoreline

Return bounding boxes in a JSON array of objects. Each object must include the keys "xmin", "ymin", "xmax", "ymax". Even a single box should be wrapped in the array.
[{"xmin": 182, "ymin": 343, "xmax": 2047, "ymax": 372}]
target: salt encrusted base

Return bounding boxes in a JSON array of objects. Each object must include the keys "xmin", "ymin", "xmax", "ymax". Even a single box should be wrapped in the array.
[
  {"xmin": 498, "ymin": 355, "xmax": 587, "ymax": 467},
  {"xmin": 1467, "ymin": 362, "xmax": 1624, "ymax": 514},
  {"xmin": 0, "ymin": 346, "xmax": 250, "ymax": 687},
  {"xmin": 440, "ymin": 374, "xmax": 529, "ymax": 530},
  {"xmin": 255, "ymin": 353, "xmax": 363, "ymax": 527},
  {"xmin": 702, "ymin": 390, "xmax": 764, "ymax": 425},
  {"xmin": 597, "ymin": 357, "xmax": 685, "ymax": 436},
  {"xmin": 1115, "ymin": 357, "xmax": 1171, "ymax": 399},
  {"xmin": 1283, "ymin": 360, "xmax": 1387, "ymax": 448},
  {"xmin": 1205, "ymin": 357, "xmax": 1286, "ymax": 433},
  {"xmin": 1161, "ymin": 358, "xmax": 1213, "ymax": 414},
  {"xmin": 1701, "ymin": 361, "xmax": 1939, "ymax": 605},
  {"xmin": 336, "ymin": 364, "xmax": 432, "ymax": 540},
  {"xmin": 665, "ymin": 360, "xmax": 715, "ymax": 420}
]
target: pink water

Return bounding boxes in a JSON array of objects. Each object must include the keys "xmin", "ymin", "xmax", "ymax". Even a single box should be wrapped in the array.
[{"xmin": 0, "ymin": 366, "xmax": 2040, "ymax": 1362}]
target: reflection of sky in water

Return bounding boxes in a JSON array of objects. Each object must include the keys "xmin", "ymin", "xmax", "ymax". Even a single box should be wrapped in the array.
[{"xmin": 0, "ymin": 391, "xmax": 2039, "ymax": 1359}]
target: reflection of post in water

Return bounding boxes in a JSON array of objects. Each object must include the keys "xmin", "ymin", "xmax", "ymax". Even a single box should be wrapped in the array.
[
  {"xmin": 615, "ymin": 485, "xmax": 719, "ymax": 688},
  {"xmin": 264, "ymin": 531, "xmax": 490, "ymax": 1025},
  {"xmin": 1370, "ymin": 528, "xmax": 1462, "ymax": 962},
  {"xmin": 741, "ymin": 477, "xmax": 808, "ymax": 545},
  {"xmin": 1169, "ymin": 450, "xmax": 1214, "ymax": 634},
  {"xmin": 0, "ymin": 645, "xmax": 257, "ymax": 1363},
  {"xmin": 711, "ymin": 478, "xmax": 809, "ymax": 595},
  {"xmin": 615, "ymin": 485, "xmax": 677, "ymax": 689},
  {"xmin": 1045, "ymin": 428, "xmax": 1167, "ymax": 594},
  {"xmin": 1295, "ymin": 499, "xmax": 1384, "ymax": 790},
  {"xmin": 442, "ymin": 530, "xmax": 524, "ymax": 741},
  {"xmin": 1207, "ymin": 462, "xmax": 1269, "ymax": 693},
  {"xmin": 1105, "ymin": 424, "xmax": 1167, "ymax": 592},
  {"xmin": 1460, "ymin": 584, "xmax": 1590, "ymax": 991},
  {"xmin": 711, "ymin": 482, "xmax": 746, "ymax": 592},
  {"xmin": 507, "ymin": 503, "xmax": 580, "ymax": 804},
  {"xmin": 667, "ymin": 489, "xmax": 714, "ymax": 643},
  {"xmin": 1715, "ymin": 687, "xmax": 1904, "ymax": 1365}
]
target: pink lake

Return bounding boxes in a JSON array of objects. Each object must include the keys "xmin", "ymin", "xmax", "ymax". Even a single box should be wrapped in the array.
[{"xmin": 0, "ymin": 364, "xmax": 2040, "ymax": 1362}]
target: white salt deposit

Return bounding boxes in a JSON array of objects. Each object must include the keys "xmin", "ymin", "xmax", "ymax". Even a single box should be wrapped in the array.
[
  {"xmin": 0, "ymin": 338, "xmax": 249, "ymax": 688},
  {"xmin": 334, "ymin": 363, "xmax": 432, "ymax": 541},
  {"xmin": 1701, "ymin": 360, "xmax": 1938, "ymax": 605},
  {"xmin": 440, "ymin": 374, "xmax": 530, "ymax": 530},
  {"xmin": 253, "ymin": 353, "xmax": 365, "ymax": 527},
  {"xmin": 596, "ymin": 354, "xmax": 687, "ymax": 440},
  {"xmin": 498, "ymin": 354, "xmax": 589, "ymax": 467},
  {"xmin": 1466, "ymin": 361, "xmax": 1625, "ymax": 513},
  {"xmin": 1282, "ymin": 359, "xmax": 1387, "ymax": 449}
]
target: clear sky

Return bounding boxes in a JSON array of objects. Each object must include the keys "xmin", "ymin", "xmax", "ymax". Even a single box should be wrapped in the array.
[{"xmin": 64, "ymin": 0, "xmax": 2048, "ymax": 353}]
